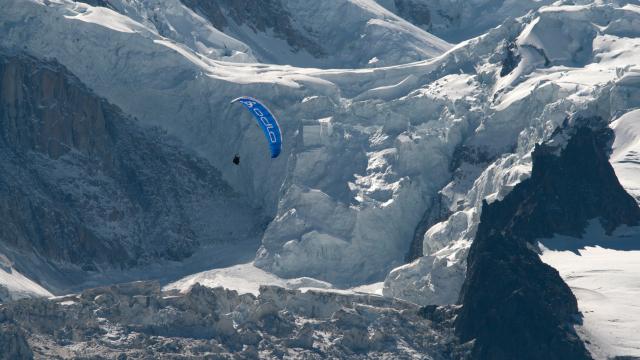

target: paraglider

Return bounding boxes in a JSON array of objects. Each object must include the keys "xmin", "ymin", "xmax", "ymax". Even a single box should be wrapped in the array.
[{"xmin": 231, "ymin": 97, "xmax": 282, "ymax": 159}]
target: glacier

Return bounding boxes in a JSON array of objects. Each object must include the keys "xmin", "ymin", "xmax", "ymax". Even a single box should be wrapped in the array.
[
  {"xmin": 385, "ymin": 1, "xmax": 640, "ymax": 306},
  {"xmin": 1, "ymin": 0, "xmax": 463, "ymax": 286},
  {"xmin": 1, "ymin": 0, "xmax": 640, "ymax": 358},
  {"xmin": 2, "ymin": 0, "xmax": 640, "ymax": 289}
]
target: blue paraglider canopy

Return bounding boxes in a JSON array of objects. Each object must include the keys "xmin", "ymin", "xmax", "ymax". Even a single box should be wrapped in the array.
[{"xmin": 231, "ymin": 97, "xmax": 283, "ymax": 158}]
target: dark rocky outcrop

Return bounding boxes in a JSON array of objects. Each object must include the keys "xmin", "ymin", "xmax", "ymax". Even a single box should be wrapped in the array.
[
  {"xmin": 456, "ymin": 124, "xmax": 640, "ymax": 360},
  {"xmin": 0, "ymin": 323, "xmax": 33, "ymax": 360},
  {"xmin": 394, "ymin": 0, "xmax": 433, "ymax": 29},
  {"xmin": 0, "ymin": 51, "xmax": 261, "ymax": 290},
  {"xmin": 76, "ymin": 0, "xmax": 112, "ymax": 9},
  {"xmin": 499, "ymin": 41, "xmax": 521, "ymax": 77}
]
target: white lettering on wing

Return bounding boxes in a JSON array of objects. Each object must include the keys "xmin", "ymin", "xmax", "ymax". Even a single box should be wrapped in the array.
[{"xmin": 242, "ymin": 102, "xmax": 278, "ymax": 145}]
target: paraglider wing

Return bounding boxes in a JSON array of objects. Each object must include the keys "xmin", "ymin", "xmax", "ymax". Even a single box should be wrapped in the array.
[{"xmin": 231, "ymin": 97, "xmax": 282, "ymax": 158}]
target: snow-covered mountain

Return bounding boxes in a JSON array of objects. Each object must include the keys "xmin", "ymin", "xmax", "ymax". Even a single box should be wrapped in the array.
[
  {"xmin": 84, "ymin": 0, "xmax": 451, "ymax": 68},
  {"xmin": 377, "ymin": 0, "xmax": 556, "ymax": 42},
  {"xmin": 1, "ymin": 0, "xmax": 640, "ymax": 358},
  {"xmin": 2, "ymin": 0, "xmax": 460, "ymax": 286},
  {"xmin": 84, "ymin": 0, "xmax": 258, "ymax": 62},
  {"xmin": 180, "ymin": 0, "xmax": 452, "ymax": 68},
  {"xmin": 0, "ymin": 51, "xmax": 264, "ymax": 297}
]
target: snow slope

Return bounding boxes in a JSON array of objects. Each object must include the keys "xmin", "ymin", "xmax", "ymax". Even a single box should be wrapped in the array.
[
  {"xmin": 540, "ymin": 222, "xmax": 640, "ymax": 359},
  {"xmin": 71, "ymin": 0, "xmax": 256, "ymax": 62},
  {"xmin": 164, "ymin": 262, "xmax": 388, "ymax": 297},
  {"xmin": 611, "ymin": 109, "xmax": 640, "ymax": 203},
  {"xmin": 100, "ymin": 0, "xmax": 257, "ymax": 62},
  {"xmin": 0, "ymin": 257, "xmax": 53, "ymax": 302},
  {"xmin": 179, "ymin": 0, "xmax": 452, "ymax": 68},
  {"xmin": 77, "ymin": 0, "xmax": 452, "ymax": 68}
]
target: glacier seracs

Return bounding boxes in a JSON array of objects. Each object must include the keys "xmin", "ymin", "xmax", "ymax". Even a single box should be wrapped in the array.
[
  {"xmin": 3, "ymin": 0, "xmax": 640, "ymax": 290},
  {"xmin": 385, "ymin": 2, "xmax": 640, "ymax": 305}
]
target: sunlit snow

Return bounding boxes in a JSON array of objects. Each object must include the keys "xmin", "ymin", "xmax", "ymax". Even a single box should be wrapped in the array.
[{"xmin": 540, "ymin": 222, "xmax": 640, "ymax": 359}]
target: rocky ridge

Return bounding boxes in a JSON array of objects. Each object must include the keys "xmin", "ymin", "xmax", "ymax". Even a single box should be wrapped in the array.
[{"xmin": 0, "ymin": 51, "xmax": 262, "ymax": 293}]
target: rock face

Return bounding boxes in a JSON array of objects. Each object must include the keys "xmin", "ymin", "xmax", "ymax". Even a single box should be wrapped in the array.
[
  {"xmin": 0, "ymin": 281, "xmax": 457, "ymax": 359},
  {"xmin": 456, "ymin": 124, "xmax": 640, "ymax": 360},
  {"xmin": 499, "ymin": 41, "xmax": 520, "ymax": 77},
  {"xmin": 0, "ymin": 52, "xmax": 261, "ymax": 291},
  {"xmin": 392, "ymin": 0, "xmax": 434, "ymax": 29},
  {"xmin": 0, "ymin": 323, "xmax": 32, "ymax": 360}
]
